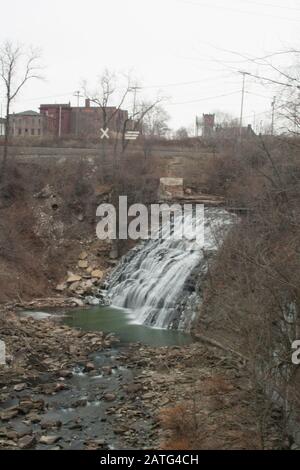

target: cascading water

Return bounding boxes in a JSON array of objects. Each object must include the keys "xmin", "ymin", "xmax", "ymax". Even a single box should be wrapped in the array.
[{"xmin": 107, "ymin": 207, "xmax": 234, "ymax": 330}]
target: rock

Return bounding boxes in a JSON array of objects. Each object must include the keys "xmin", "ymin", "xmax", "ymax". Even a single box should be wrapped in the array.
[
  {"xmin": 78, "ymin": 260, "xmax": 88, "ymax": 269},
  {"xmin": 113, "ymin": 425, "xmax": 129, "ymax": 434},
  {"xmin": 71, "ymin": 398, "xmax": 88, "ymax": 408},
  {"xmin": 41, "ymin": 383, "xmax": 57, "ymax": 394},
  {"xmin": 14, "ymin": 383, "xmax": 26, "ymax": 392},
  {"xmin": 0, "ymin": 427, "xmax": 8, "ymax": 437},
  {"xmin": 85, "ymin": 438, "xmax": 107, "ymax": 449},
  {"xmin": 102, "ymin": 366, "xmax": 112, "ymax": 375},
  {"xmin": 36, "ymin": 184, "xmax": 53, "ymax": 199},
  {"xmin": 6, "ymin": 431, "xmax": 18, "ymax": 440},
  {"xmin": 18, "ymin": 435, "xmax": 36, "ymax": 449},
  {"xmin": 57, "ymin": 369, "xmax": 73, "ymax": 379},
  {"xmin": 0, "ymin": 408, "xmax": 19, "ymax": 421},
  {"xmin": 41, "ymin": 419, "xmax": 62, "ymax": 430},
  {"xmin": 85, "ymin": 296, "xmax": 100, "ymax": 306},
  {"xmin": 291, "ymin": 444, "xmax": 300, "ymax": 450},
  {"xmin": 69, "ymin": 422, "xmax": 83, "ymax": 430},
  {"xmin": 75, "ymin": 280, "xmax": 94, "ymax": 296},
  {"xmin": 75, "ymin": 288, "xmax": 85, "ymax": 296},
  {"xmin": 39, "ymin": 435, "xmax": 61, "ymax": 445},
  {"xmin": 66, "ymin": 273, "xmax": 82, "ymax": 283},
  {"xmin": 125, "ymin": 383, "xmax": 143, "ymax": 394},
  {"xmin": 55, "ymin": 383, "xmax": 68, "ymax": 392},
  {"xmin": 84, "ymin": 362, "xmax": 95, "ymax": 372},
  {"xmin": 69, "ymin": 345, "xmax": 78, "ymax": 355},
  {"xmin": 55, "ymin": 283, "xmax": 67, "ymax": 292},
  {"xmin": 79, "ymin": 251, "xmax": 88, "ymax": 260},
  {"xmin": 18, "ymin": 399, "xmax": 44, "ymax": 414},
  {"xmin": 92, "ymin": 439, "xmax": 106, "ymax": 447},
  {"xmin": 103, "ymin": 393, "xmax": 116, "ymax": 402},
  {"xmin": 69, "ymin": 297, "xmax": 84, "ymax": 307},
  {"xmin": 91, "ymin": 270, "xmax": 103, "ymax": 279},
  {"xmin": 109, "ymin": 249, "xmax": 119, "ymax": 260},
  {"xmin": 68, "ymin": 281, "xmax": 81, "ymax": 292},
  {"xmin": 27, "ymin": 413, "xmax": 41, "ymax": 424},
  {"xmin": 107, "ymin": 260, "xmax": 118, "ymax": 266}
]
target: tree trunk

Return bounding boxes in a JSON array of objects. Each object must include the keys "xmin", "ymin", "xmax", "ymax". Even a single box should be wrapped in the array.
[{"xmin": 1, "ymin": 98, "xmax": 10, "ymax": 185}]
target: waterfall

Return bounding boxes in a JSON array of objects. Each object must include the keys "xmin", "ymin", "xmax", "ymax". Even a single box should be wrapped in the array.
[{"xmin": 107, "ymin": 207, "xmax": 234, "ymax": 330}]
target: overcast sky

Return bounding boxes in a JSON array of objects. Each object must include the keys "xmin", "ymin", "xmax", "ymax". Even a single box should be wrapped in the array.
[{"xmin": 0, "ymin": 0, "xmax": 299, "ymax": 131}]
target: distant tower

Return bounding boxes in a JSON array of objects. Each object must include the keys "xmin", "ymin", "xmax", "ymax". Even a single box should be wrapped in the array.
[{"xmin": 202, "ymin": 114, "xmax": 215, "ymax": 138}]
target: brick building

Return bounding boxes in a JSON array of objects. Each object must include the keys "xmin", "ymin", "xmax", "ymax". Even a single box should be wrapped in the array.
[
  {"xmin": 9, "ymin": 110, "xmax": 45, "ymax": 137},
  {"xmin": 40, "ymin": 100, "xmax": 129, "ymax": 137},
  {"xmin": 202, "ymin": 113, "xmax": 215, "ymax": 138},
  {"xmin": 215, "ymin": 124, "xmax": 256, "ymax": 139},
  {"xmin": 71, "ymin": 99, "xmax": 129, "ymax": 136},
  {"xmin": 40, "ymin": 103, "xmax": 72, "ymax": 137}
]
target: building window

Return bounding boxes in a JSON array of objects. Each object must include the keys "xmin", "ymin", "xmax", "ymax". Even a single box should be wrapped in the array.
[
  {"xmin": 31, "ymin": 129, "xmax": 35, "ymax": 135},
  {"xmin": 18, "ymin": 129, "xmax": 22, "ymax": 135},
  {"xmin": 25, "ymin": 129, "xmax": 28, "ymax": 134}
]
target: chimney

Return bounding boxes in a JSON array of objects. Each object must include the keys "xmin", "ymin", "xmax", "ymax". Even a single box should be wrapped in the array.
[{"xmin": 85, "ymin": 99, "xmax": 90, "ymax": 108}]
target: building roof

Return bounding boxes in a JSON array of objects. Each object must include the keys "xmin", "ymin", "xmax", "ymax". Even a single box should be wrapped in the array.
[
  {"xmin": 215, "ymin": 124, "xmax": 256, "ymax": 138},
  {"xmin": 12, "ymin": 110, "xmax": 41, "ymax": 116},
  {"xmin": 40, "ymin": 103, "xmax": 71, "ymax": 108}
]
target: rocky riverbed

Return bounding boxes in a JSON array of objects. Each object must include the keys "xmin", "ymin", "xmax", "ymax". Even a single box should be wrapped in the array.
[
  {"xmin": 0, "ymin": 311, "xmax": 159, "ymax": 450},
  {"xmin": 0, "ymin": 309, "xmax": 284, "ymax": 450}
]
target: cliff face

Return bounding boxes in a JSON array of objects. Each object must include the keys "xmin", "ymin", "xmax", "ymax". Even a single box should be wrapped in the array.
[{"xmin": 0, "ymin": 155, "xmax": 114, "ymax": 303}]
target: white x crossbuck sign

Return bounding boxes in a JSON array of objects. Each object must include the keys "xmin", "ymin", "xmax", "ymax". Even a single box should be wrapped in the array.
[{"xmin": 100, "ymin": 128, "xmax": 110, "ymax": 139}]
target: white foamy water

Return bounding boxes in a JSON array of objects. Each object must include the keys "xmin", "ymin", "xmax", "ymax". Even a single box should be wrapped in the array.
[{"xmin": 108, "ymin": 208, "xmax": 234, "ymax": 329}]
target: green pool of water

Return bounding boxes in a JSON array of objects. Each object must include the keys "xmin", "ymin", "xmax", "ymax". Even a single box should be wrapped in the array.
[{"xmin": 62, "ymin": 305, "xmax": 192, "ymax": 347}]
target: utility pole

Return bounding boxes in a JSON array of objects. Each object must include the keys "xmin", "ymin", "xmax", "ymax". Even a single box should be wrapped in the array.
[
  {"xmin": 252, "ymin": 111, "xmax": 256, "ymax": 134},
  {"xmin": 294, "ymin": 100, "xmax": 298, "ymax": 134},
  {"xmin": 239, "ymin": 71, "xmax": 250, "ymax": 142},
  {"xmin": 130, "ymin": 86, "xmax": 142, "ymax": 121},
  {"xmin": 58, "ymin": 105, "xmax": 62, "ymax": 137},
  {"xmin": 271, "ymin": 96, "xmax": 276, "ymax": 135},
  {"xmin": 74, "ymin": 90, "xmax": 80, "ymax": 136}
]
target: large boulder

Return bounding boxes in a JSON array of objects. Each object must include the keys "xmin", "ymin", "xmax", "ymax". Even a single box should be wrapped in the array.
[{"xmin": 66, "ymin": 273, "xmax": 82, "ymax": 283}]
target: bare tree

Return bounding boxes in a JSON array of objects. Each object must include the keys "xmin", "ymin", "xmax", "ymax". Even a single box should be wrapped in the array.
[
  {"xmin": 175, "ymin": 126, "xmax": 189, "ymax": 140},
  {"xmin": 83, "ymin": 70, "xmax": 167, "ymax": 168},
  {"xmin": 83, "ymin": 70, "xmax": 167, "ymax": 258},
  {"xmin": 140, "ymin": 102, "xmax": 170, "ymax": 139},
  {"xmin": 83, "ymin": 69, "xmax": 131, "ymax": 136},
  {"xmin": 213, "ymin": 110, "xmax": 239, "ymax": 129},
  {"xmin": 0, "ymin": 41, "xmax": 42, "ymax": 182}
]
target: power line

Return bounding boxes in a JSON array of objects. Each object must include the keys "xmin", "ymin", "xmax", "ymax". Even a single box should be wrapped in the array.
[
  {"xmin": 239, "ymin": 0, "xmax": 300, "ymax": 12},
  {"xmin": 246, "ymin": 91, "xmax": 274, "ymax": 99},
  {"xmin": 243, "ymin": 71, "xmax": 300, "ymax": 89},
  {"xmin": 166, "ymin": 90, "xmax": 241, "ymax": 105},
  {"xmin": 11, "ymin": 73, "xmax": 236, "ymax": 106},
  {"xmin": 18, "ymin": 91, "xmax": 75, "ymax": 103},
  {"xmin": 177, "ymin": 0, "xmax": 300, "ymax": 23},
  {"xmin": 243, "ymin": 102, "xmax": 285, "ymax": 120},
  {"xmin": 142, "ymin": 72, "xmax": 234, "ymax": 89}
]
